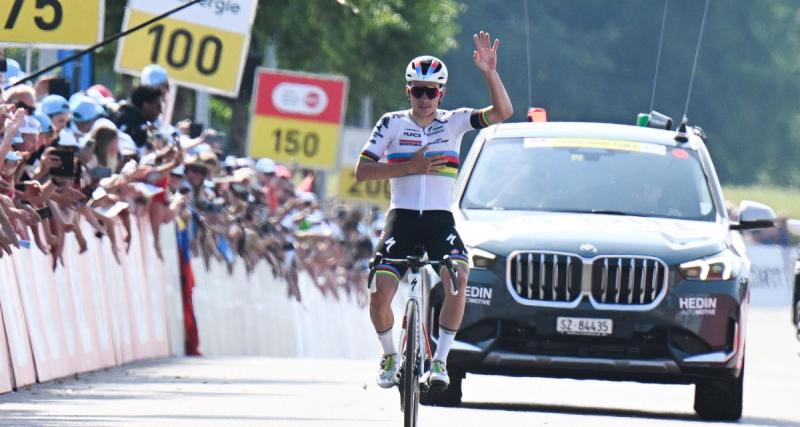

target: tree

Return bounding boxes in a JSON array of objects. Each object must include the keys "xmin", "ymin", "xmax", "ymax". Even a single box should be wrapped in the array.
[{"xmin": 441, "ymin": 0, "xmax": 800, "ymax": 186}]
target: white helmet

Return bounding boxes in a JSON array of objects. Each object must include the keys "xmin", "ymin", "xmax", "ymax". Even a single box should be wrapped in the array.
[{"xmin": 405, "ymin": 56, "xmax": 448, "ymax": 86}]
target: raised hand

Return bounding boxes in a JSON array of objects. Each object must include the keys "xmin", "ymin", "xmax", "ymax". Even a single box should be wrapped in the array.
[
  {"xmin": 473, "ymin": 30, "xmax": 500, "ymax": 75},
  {"xmin": 3, "ymin": 108, "xmax": 25, "ymax": 134}
]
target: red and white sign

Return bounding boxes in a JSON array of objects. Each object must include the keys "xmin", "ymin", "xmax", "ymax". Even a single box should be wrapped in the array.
[{"xmin": 248, "ymin": 69, "xmax": 348, "ymax": 169}]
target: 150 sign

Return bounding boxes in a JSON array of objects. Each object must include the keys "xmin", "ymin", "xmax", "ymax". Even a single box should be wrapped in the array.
[
  {"xmin": 0, "ymin": 0, "xmax": 103, "ymax": 47},
  {"xmin": 272, "ymin": 128, "xmax": 320, "ymax": 158}
]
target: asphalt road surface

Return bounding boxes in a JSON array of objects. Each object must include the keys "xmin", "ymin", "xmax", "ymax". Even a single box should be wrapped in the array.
[{"xmin": 0, "ymin": 306, "xmax": 798, "ymax": 426}]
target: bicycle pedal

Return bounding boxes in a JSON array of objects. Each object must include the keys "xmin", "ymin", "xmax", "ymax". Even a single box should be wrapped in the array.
[{"xmin": 426, "ymin": 380, "xmax": 449, "ymax": 393}]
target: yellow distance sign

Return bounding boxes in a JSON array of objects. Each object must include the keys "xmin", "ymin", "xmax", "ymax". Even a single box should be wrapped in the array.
[
  {"xmin": 115, "ymin": 0, "xmax": 257, "ymax": 97},
  {"xmin": 248, "ymin": 69, "xmax": 348, "ymax": 170},
  {"xmin": 338, "ymin": 167, "xmax": 390, "ymax": 206},
  {"xmin": 0, "ymin": 0, "xmax": 104, "ymax": 47},
  {"xmin": 117, "ymin": 10, "xmax": 245, "ymax": 96},
  {"xmin": 250, "ymin": 116, "xmax": 340, "ymax": 169}
]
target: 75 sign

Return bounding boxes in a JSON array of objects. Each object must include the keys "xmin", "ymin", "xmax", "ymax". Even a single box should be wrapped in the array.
[
  {"xmin": 0, "ymin": 0, "xmax": 104, "ymax": 47},
  {"xmin": 4, "ymin": 0, "xmax": 62, "ymax": 31}
]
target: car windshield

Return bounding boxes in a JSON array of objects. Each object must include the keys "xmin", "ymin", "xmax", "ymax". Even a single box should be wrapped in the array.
[{"xmin": 461, "ymin": 137, "xmax": 717, "ymax": 221}]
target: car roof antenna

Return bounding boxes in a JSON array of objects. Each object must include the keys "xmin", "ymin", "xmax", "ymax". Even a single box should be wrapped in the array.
[
  {"xmin": 676, "ymin": 0, "xmax": 712, "ymax": 143},
  {"xmin": 645, "ymin": 0, "xmax": 670, "ymax": 128},
  {"xmin": 522, "ymin": 0, "xmax": 540, "ymax": 122}
]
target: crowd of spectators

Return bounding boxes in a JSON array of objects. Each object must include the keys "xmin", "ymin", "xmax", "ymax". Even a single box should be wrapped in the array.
[{"xmin": 0, "ymin": 58, "xmax": 379, "ymax": 305}]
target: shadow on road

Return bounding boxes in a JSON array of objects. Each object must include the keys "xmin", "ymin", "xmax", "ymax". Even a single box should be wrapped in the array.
[
  {"xmin": 458, "ymin": 401, "xmax": 799, "ymax": 426},
  {"xmin": 0, "ymin": 414, "xmax": 392, "ymax": 426}
]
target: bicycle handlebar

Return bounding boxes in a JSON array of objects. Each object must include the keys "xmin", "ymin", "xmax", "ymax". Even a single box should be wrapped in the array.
[{"xmin": 367, "ymin": 254, "xmax": 460, "ymax": 296}]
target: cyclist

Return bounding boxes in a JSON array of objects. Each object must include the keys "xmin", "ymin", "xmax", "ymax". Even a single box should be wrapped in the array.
[{"xmin": 355, "ymin": 31, "xmax": 513, "ymax": 390}]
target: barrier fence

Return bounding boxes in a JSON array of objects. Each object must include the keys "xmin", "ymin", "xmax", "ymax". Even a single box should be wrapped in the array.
[
  {"xmin": 0, "ymin": 218, "xmax": 180, "ymax": 393},
  {"xmin": 0, "ymin": 214, "xmax": 378, "ymax": 394},
  {"xmin": 0, "ymin": 219, "xmax": 793, "ymax": 394}
]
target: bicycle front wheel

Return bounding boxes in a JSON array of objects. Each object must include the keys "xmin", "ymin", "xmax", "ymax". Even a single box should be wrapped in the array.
[{"xmin": 402, "ymin": 300, "xmax": 420, "ymax": 427}]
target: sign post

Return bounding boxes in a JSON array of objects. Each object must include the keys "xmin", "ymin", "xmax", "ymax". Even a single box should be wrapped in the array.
[
  {"xmin": 115, "ymin": 0, "xmax": 257, "ymax": 97},
  {"xmin": 0, "ymin": 0, "xmax": 105, "ymax": 48},
  {"xmin": 248, "ymin": 69, "xmax": 348, "ymax": 170}
]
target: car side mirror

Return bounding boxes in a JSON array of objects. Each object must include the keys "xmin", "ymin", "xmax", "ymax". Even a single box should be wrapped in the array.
[{"xmin": 730, "ymin": 200, "xmax": 776, "ymax": 230}]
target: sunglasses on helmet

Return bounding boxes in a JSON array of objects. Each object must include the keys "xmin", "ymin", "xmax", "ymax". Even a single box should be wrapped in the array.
[{"xmin": 408, "ymin": 86, "xmax": 442, "ymax": 99}]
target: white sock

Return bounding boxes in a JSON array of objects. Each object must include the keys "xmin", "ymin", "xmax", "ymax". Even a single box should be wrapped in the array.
[
  {"xmin": 433, "ymin": 326, "xmax": 457, "ymax": 362},
  {"xmin": 377, "ymin": 327, "xmax": 396, "ymax": 355}
]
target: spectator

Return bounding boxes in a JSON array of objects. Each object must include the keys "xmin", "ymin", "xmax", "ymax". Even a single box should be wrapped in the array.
[
  {"xmin": 0, "ymin": 74, "xmax": 381, "ymax": 315},
  {"xmin": 0, "ymin": 58, "xmax": 22, "ymax": 88},
  {"xmin": 37, "ymin": 94, "xmax": 70, "ymax": 133},
  {"xmin": 86, "ymin": 84, "xmax": 118, "ymax": 115},
  {"xmin": 141, "ymin": 64, "xmax": 170, "ymax": 98},
  {"xmin": 69, "ymin": 95, "xmax": 105, "ymax": 139},
  {"xmin": 113, "ymin": 85, "xmax": 162, "ymax": 148},
  {"xmin": 3, "ymin": 84, "xmax": 36, "ymax": 113}
]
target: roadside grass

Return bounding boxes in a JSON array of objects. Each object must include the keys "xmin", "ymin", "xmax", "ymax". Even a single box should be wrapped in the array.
[{"xmin": 722, "ymin": 186, "xmax": 800, "ymax": 218}]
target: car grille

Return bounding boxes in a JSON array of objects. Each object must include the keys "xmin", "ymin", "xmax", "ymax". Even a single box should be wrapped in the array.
[
  {"xmin": 591, "ymin": 257, "xmax": 668, "ymax": 305},
  {"xmin": 498, "ymin": 321, "xmax": 670, "ymax": 360},
  {"xmin": 508, "ymin": 252, "xmax": 583, "ymax": 302}
]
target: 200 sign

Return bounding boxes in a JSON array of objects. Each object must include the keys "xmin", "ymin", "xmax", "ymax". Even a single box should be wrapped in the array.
[{"xmin": 348, "ymin": 175, "xmax": 390, "ymax": 200}]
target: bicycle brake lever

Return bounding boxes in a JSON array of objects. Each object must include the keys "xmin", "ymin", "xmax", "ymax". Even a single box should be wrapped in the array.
[
  {"xmin": 367, "ymin": 269, "xmax": 377, "ymax": 293},
  {"xmin": 367, "ymin": 255, "xmax": 382, "ymax": 293},
  {"xmin": 443, "ymin": 256, "xmax": 459, "ymax": 296}
]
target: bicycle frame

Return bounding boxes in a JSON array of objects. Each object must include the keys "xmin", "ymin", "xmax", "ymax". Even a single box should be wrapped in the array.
[{"xmin": 400, "ymin": 267, "xmax": 434, "ymax": 374}]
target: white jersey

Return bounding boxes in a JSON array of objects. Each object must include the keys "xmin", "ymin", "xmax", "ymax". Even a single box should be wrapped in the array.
[{"xmin": 360, "ymin": 108, "xmax": 489, "ymax": 212}]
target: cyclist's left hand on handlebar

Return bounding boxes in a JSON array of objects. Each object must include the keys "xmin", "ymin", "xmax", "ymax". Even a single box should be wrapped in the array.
[{"xmin": 472, "ymin": 30, "xmax": 499, "ymax": 75}]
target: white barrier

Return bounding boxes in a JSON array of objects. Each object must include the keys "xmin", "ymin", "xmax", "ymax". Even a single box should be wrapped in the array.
[
  {"xmin": 191, "ymin": 257, "xmax": 379, "ymax": 359},
  {"xmin": 0, "ymin": 218, "xmax": 181, "ymax": 392},
  {"xmin": 747, "ymin": 243, "xmax": 796, "ymax": 308}
]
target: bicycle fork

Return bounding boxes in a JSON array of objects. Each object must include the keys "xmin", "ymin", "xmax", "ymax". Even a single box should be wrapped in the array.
[{"xmin": 400, "ymin": 269, "xmax": 433, "ymax": 379}]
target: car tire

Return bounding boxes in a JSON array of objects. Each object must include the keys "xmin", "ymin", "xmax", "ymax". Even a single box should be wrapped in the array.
[
  {"xmin": 420, "ymin": 370, "xmax": 463, "ymax": 407},
  {"xmin": 793, "ymin": 272, "xmax": 800, "ymax": 326},
  {"xmin": 794, "ymin": 300, "xmax": 800, "ymax": 340},
  {"xmin": 693, "ymin": 363, "xmax": 744, "ymax": 421}
]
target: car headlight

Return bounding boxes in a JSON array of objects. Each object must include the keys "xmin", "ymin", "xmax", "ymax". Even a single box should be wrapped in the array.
[
  {"xmin": 679, "ymin": 251, "xmax": 740, "ymax": 281},
  {"xmin": 467, "ymin": 246, "xmax": 496, "ymax": 269}
]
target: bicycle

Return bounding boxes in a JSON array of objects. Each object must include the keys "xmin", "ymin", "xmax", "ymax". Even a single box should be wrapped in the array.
[{"xmin": 368, "ymin": 253, "xmax": 460, "ymax": 427}]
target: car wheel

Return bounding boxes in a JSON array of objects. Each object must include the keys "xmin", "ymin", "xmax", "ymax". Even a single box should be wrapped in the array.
[
  {"xmin": 420, "ymin": 369, "xmax": 463, "ymax": 407},
  {"xmin": 795, "ymin": 300, "xmax": 800, "ymax": 340},
  {"xmin": 693, "ymin": 362, "xmax": 744, "ymax": 421},
  {"xmin": 794, "ymin": 272, "xmax": 800, "ymax": 325}
]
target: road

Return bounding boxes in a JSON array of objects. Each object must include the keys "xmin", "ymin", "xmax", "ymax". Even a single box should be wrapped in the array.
[{"xmin": 0, "ymin": 307, "xmax": 797, "ymax": 426}]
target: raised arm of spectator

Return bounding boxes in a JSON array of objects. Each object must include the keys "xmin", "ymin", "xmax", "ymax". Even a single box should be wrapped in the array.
[
  {"xmin": 0, "ymin": 109, "xmax": 25, "ymax": 168},
  {"xmin": 154, "ymin": 149, "xmax": 181, "ymax": 176},
  {"xmin": 47, "ymin": 201, "xmax": 67, "ymax": 270},
  {"xmin": 0, "ymin": 208, "xmax": 14, "ymax": 257},
  {"xmin": 70, "ymin": 214, "xmax": 88, "ymax": 254},
  {"xmin": 120, "ymin": 207, "xmax": 133, "ymax": 254},
  {"xmin": 78, "ymin": 203, "xmax": 106, "ymax": 235},
  {"xmin": 0, "ymin": 201, "xmax": 18, "ymax": 251},
  {"xmin": 26, "ymin": 213, "xmax": 49, "ymax": 254},
  {"xmin": 0, "ymin": 194, "xmax": 28, "ymax": 242}
]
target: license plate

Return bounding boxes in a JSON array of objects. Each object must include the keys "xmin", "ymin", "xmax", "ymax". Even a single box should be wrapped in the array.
[{"xmin": 556, "ymin": 317, "xmax": 613, "ymax": 336}]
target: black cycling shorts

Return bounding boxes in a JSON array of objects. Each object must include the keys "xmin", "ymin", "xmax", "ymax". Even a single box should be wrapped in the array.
[{"xmin": 373, "ymin": 209, "xmax": 468, "ymax": 282}]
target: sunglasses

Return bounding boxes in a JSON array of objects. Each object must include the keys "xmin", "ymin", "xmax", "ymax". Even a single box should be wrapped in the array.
[
  {"xmin": 14, "ymin": 101, "xmax": 35, "ymax": 115},
  {"xmin": 408, "ymin": 86, "xmax": 442, "ymax": 99}
]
